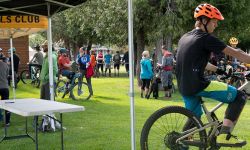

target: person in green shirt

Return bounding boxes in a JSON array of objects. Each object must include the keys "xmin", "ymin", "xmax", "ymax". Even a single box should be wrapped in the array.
[{"xmin": 40, "ymin": 41, "xmax": 58, "ymax": 100}]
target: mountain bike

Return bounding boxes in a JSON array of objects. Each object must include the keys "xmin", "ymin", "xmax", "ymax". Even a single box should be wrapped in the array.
[
  {"xmin": 20, "ymin": 64, "xmax": 41, "ymax": 88},
  {"xmin": 140, "ymin": 78, "xmax": 249, "ymax": 150},
  {"xmin": 55, "ymin": 72, "xmax": 91, "ymax": 100}
]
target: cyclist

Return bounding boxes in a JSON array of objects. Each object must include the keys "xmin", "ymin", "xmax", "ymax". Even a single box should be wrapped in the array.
[
  {"xmin": 58, "ymin": 48, "xmax": 75, "ymax": 82},
  {"xmin": 29, "ymin": 44, "xmax": 44, "ymax": 78},
  {"xmin": 176, "ymin": 3, "xmax": 250, "ymax": 146}
]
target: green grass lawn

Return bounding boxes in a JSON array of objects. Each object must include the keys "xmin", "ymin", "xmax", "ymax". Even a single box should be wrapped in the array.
[{"xmin": 0, "ymin": 70, "xmax": 250, "ymax": 150}]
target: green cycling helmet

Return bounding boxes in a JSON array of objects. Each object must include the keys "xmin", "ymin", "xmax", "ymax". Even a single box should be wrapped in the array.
[
  {"xmin": 8, "ymin": 47, "xmax": 16, "ymax": 53},
  {"xmin": 59, "ymin": 48, "xmax": 67, "ymax": 53}
]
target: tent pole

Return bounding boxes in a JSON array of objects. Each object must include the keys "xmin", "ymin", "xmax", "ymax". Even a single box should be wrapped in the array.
[
  {"xmin": 128, "ymin": 0, "xmax": 135, "ymax": 150},
  {"xmin": 10, "ymin": 37, "xmax": 16, "ymax": 100},
  {"xmin": 47, "ymin": 2, "xmax": 55, "ymax": 101}
]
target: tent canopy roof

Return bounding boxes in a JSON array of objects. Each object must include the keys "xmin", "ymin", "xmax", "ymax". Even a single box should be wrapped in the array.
[
  {"xmin": 0, "ymin": 0, "xmax": 87, "ymax": 39},
  {"xmin": 0, "ymin": 0, "xmax": 87, "ymax": 16}
]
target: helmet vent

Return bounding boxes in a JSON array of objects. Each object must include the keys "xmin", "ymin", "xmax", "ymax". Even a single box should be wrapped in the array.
[{"xmin": 206, "ymin": 7, "xmax": 211, "ymax": 12}]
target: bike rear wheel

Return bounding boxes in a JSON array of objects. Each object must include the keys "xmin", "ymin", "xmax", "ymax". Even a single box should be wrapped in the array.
[
  {"xmin": 70, "ymin": 82, "xmax": 91, "ymax": 100},
  {"xmin": 140, "ymin": 106, "xmax": 207, "ymax": 150}
]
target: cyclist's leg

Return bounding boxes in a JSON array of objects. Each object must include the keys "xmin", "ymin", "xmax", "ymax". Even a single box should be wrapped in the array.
[
  {"xmin": 197, "ymin": 81, "xmax": 247, "ymax": 146},
  {"xmin": 182, "ymin": 95, "xmax": 203, "ymax": 118}
]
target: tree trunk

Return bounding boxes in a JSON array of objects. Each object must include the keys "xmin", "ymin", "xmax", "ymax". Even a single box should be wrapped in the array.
[
  {"xmin": 165, "ymin": 34, "xmax": 173, "ymax": 51},
  {"xmin": 136, "ymin": 27, "xmax": 145, "ymax": 87},
  {"xmin": 156, "ymin": 38, "xmax": 163, "ymax": 64}
]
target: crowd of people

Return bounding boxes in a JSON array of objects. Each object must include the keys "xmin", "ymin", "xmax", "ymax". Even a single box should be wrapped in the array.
[{"xmin": 1, "ymin": 3, "xmax": 250, "ymax": 147}]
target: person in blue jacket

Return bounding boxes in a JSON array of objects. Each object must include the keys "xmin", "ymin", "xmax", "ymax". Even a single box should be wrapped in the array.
[
  {"xmin": 140, "ymin": 50, "xmax": 153, "ymax": 98},
  {"xmin": 76, "ymin": 47, "xmax": 93, "ymax": 98}
]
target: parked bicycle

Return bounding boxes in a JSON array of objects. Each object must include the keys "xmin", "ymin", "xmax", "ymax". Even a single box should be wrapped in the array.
[
  {"xmin": 140, "ymin": 77, "xmax": 249, "ymax": 149},
  {"xmin": 20, "ymin": 64, "xmax": 41, "ymax": 88},
  {"xmin": 55, "ymin": 72, "xmax": 91, "ymax": 100}
]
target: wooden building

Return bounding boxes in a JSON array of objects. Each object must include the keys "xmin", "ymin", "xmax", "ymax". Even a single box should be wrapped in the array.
[{"xmin": 0, "ymin": 36, "xmax": 29, "ymax": 72}]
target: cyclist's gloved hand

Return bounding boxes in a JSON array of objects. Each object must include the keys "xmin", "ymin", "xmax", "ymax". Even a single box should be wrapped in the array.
[{"xmin": 215, "ymin": 68, "xmax": 227, "ymax": 75}]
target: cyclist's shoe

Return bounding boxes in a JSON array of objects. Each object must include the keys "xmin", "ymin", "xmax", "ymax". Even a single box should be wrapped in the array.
[
  {"xmin": 217, "ymin": 133, "xmax": 246, "ymax": 147},
  {"xmin": 78, "ymin": 90, "xmax": 83, "ymax": 96}
]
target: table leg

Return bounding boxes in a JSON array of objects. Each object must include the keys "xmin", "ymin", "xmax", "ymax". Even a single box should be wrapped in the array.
[
  {"xmin": 34, "ymin": 116, "xmax": 38, "ymax": 150},
  {"xmin": 25, "ymin": 117, "xmax": 28, "ymax": 134},
  {"xmin": 4, "ymin": 110, "xmax": 7, "ymax": 137},
  {"xmin": 60, "ymin": 113, "xmax": 64, "ymax": 150}
]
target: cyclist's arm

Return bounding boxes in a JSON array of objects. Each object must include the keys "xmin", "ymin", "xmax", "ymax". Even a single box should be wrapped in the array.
[
  {"xmin": 63, "ymin": 63, "xmax": 71, "ymax": 68},
  {"xmin": 223, "ymin": 46, "xmax": 250, "ymax": 64}
]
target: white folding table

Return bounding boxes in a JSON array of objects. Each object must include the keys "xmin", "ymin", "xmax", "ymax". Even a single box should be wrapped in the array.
[{"xmin": 0, "ymin": 98, "xmax": 84, "ymax": 150}]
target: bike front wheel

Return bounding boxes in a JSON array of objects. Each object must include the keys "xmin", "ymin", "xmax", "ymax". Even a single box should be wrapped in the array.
[
  {"xmin": 55, "ymin": 80, "xmax": 67, "ymax": 98},
  {"xmin": 20, "ymin": 70, "xmax": 32, "ymax": 84},
  {"xmin": 140, "ymin": 106, "xmax": 207, "ymax": 150},
  {"xmin": 70, "ymin": 82, "xmax": 91, "ymax": 100}
]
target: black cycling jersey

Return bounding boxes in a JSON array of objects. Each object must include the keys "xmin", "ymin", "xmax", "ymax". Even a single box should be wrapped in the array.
[{"xmin": 176, "ymin": 29, "xmax": 227, "ymax": 96}]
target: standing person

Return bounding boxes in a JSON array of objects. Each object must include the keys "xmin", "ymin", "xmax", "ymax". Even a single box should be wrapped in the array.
[
  {"xmin": 0, "ymin": 48, "xmax": 7, "ymax": 63},
  {"xmin": 104, "ymin": 50, "xmax": 112, "ymax": 77},
  {"xmin": 113, "ymin": 51, "xmax": 121, "ymax": 77},
  {"xmin": 140, "ymin": 50, "xmax": 153, "ymax": 98},
  {"xmin": 90, "ymin": 50, "xmax": 97, "ymax": 69},
  {"xmin": 0, "ymin": 55, "xmax": 10, "ymax": 126},
  {"xmin": 77, "ymin": 47, "xmax": 93, "ymax": 98},
  {"xmin": 122, "ymin": 51, "xmax": 129, "ymax": 76},
  {"xmin": 158, "ymin": 46, "xmax": 174, "ymax": 98},
  {"xmin": 7, "ymin": 47, "xmax": 20, "ymax": 88},
  {"xmin": 29, "ymin": 44, "xmax": 44, "ymax": 77},
  {"xmin": 176, "ymin": 3, "xmax": 250, "ymax": 146},
  {"xmin": 96, "ymin": 51, "xmax": 104, "ymax": 76},
  {"xmin": 40, "ymin": 41, "xmax": 58, "ymax": 100}
]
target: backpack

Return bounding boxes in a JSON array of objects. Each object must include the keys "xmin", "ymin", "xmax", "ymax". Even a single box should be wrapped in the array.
[
  {"xmin": 113, "ymin": 54, "xmax": 120, "ymax": 62},
  {"xmin": 39, "ymin": 114, "xmax": 64, "ymax": 132}
]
